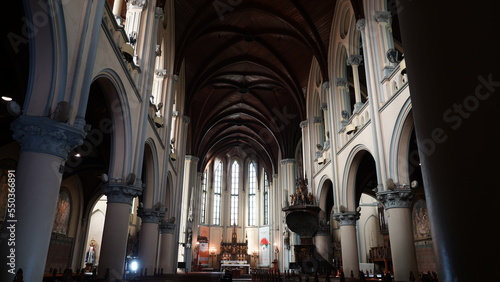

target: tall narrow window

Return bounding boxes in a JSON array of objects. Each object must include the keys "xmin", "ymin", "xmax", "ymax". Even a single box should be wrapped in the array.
[
  {"xmin": 248, "ymin": 162, "xmax": 257, "ymax": 226},
  {"xmin": 200, "ymin": 170, "xmax": 208, "ymax": 224},
  {"xmin": 213, "ymin": 160, "xmax": 222, "ymax": 225},
  {"xmin": 230, "ymin": 161, "xmax": 239, "ymax": 225},
  {"xmin": 263, "ymin": 173, "xmax": 269, "ymax": 225}
]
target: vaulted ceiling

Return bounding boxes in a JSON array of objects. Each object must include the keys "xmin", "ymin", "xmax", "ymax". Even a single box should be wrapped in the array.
[{"xmin": 173, "ymin": 0, "xmax": 360, "ymax": 174}]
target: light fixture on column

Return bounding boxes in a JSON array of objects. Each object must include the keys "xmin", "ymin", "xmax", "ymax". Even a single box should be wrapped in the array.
[{"xmin": 317, "ymin": 156, "xmax": 325, "ymax": 165}]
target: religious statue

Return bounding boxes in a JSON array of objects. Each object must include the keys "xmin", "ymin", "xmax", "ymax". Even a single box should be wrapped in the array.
[{"xmin": 85, "ymin": 240, "xmax": 96, "ymax": 264}]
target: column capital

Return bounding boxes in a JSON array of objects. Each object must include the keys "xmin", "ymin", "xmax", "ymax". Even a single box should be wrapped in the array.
[
  {"xmin": 313, "ymin": 116, "xmax": 323, "ymax": 124},
  {"xmin": 356, "ymin": 19, "xmax": 366, "ymax": 31},
  {"xmin": 11, "ymin": 115, "xmax": 86, "ymax": 160},
  {"xmin": 335, "ymin": 77, "xmax": 348, "ymax": 88},
  {"xmin": 375, "ymin": 11, "xmax": 392, "ymax": 24},
  {"xmin": 155, "ymin": 69, "xmax": 168, "ymax": 78},
  {"xmin": 346, "ymin": 55, "xmax": 363, "ymax": 66},
  {"xmin": 280, "ymin": 158, "xmax": 296, "ymax": 165},
  {"xmin": 128, "ymin": 0, "xmax": 147, "ymax": 9},
  {"xmin": 137, "ymin": 208, "xmax": 166, "ymax": 224},
  {"xmin": 333, "ymin": 211, "xmax": 360, "ymax": 226},
  {"xmin": 185, "ymin": 155, "xmax": 199, "ymax": 162},
  {"xmin": 155, "ymin": 6, "xmax": 164, "ymax": 19},
  {"xmin": 377, "ymin": 189, "xmax": 414, "ymax": 209},
  {"xmin": 315, "ymin": 218, "xmax": 330, "ymax": 236},
  {"xmin": 300, "ymin": 120, "xmax": 308, "ymax": 128},
  {"xmin": 322, "ymin": 81, "xmax": 330, "ymax": 90},
  {"xmin": 159, "ymin": 222, "xmax": 177, "ymax": 234},
  {"xmin": 102, "ymin": 183, "xmax": 142, "ymax": 205},
  {"xmin": 321, "ymin": 103, "xmax": 328, "ymax": 111}
]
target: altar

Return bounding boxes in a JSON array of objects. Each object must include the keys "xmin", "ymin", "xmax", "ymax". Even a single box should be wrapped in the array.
[
  {"xmin": 218, "ymin": 224, "xmax": 251, "ymax": 275},
  {"xmin": 220, "ymin": 260, "xmax": 250, "ymax": 275}
]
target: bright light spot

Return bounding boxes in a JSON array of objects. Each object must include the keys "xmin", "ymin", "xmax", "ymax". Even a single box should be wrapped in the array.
[
  {"xmin": 1, "ymin": 96, "xmax": 13, "ymax": 101},
  {"xmin": 130, "ymin": 260, "xmax": 139, "ymax": 272},
  {"xmin": 74, "ymin": 153, "xmax": 81, "ymax": 158}
]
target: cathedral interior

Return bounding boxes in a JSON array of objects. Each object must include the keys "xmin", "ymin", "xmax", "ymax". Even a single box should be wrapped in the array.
[{"xmin": 0, "ymin": 0, "xmax": 498, "ymax": 282}]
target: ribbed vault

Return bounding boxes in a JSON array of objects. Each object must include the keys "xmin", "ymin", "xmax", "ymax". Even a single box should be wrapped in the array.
[{"xmin": 173, "ymin": 0, "xmax": 344, "ymax": 174}]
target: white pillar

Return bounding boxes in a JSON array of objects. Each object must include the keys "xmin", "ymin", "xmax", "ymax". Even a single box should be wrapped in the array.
[
  {"xmin": 137, "ymin": 208, "xmax": 165, "ymax": 275},
  {"xmin": 0, "ymin": 116, "xmax": 85, "ymax": 282},
  {"xmin": 179, "ymin": 154, "xmax": 198, "ymax": 272},
  {"xmin": 377, "ymin": 189, "xmax": 418, "ymax": 281},
  {"xmin": 279, "ymin": 159, "xmax": 296, "ymax": 270},
  {"xmin": 347, "ymin": 55, "xmax": 364, "ymax": 113},
  {"xmin": 314, "ymin": 224, "xmax": 332, "ymax": 264},
  {"xmin": 335, "ymin": 78, "xmax": 350, "ymax": 125},
  {"xmin": 112, "ymin": 0, "xmax": 124, "ymax": 23},
  {"xmin": 158, "ymin": 222, "xmax": 176, "ymax": 273},
  {"xmin": 300, "ymin": 120, "xmax": 312, "ymax": 180},
  {"xmin": 98, "ymin": 183, "xmax": 142, "ymax": 280},
  {"xmin": 334, "ymin": 211, "xmax": 360, "ymax": 279}
]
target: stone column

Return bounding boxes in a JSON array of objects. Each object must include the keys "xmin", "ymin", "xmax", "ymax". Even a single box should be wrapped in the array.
[
  {"xmin": 377, "ymin": 189, "xmax": 418, "ymax": 281},
  {"xmin": 280, "ymin": 159, "xmax": 296, "ymax": 270},
  {"xmin": 333, "ymin": 211, "xmax": 360, "ymax": 279},
  {"xmin": 335, "ymin": 78, "xmax": 350, "ymax": 125},
  {"xmin": 179, "ymin": 155, "xmax": 198, "ymax": 272},
  {"xmin": 137, "ymin": 208, "xmax": 166, "ymax": 276},
  {"xmin": 0, "ymin": 116, "xmax": 84, "ymax": 282},
  {"xmin": 313, "ymin": 116, "xmax": 324, "ymax": 151},
  {"xmin": 346, "ymin": 55, "xmax": 364, "ymax": 113},
  {"xmin": 112, "ymin": 0, "xmax": 124, "ymax": 24},
  {"xmin": 98, "ymin": 183, "xmax": 142, "ymax": 280},
  {"xmin": 314, "ymin": 221, "xmax": 332, "ymax": 265},
  {"xmin": 299, "ymin": 120, "xmax": 312, "ymax": 182},
  {"xmin": 158, "ymin": 222, "xmax": 177, "ymax": 273},
  {"xmin": 397, "ymin": 2, "xmax": 499, "ymax": 280}
]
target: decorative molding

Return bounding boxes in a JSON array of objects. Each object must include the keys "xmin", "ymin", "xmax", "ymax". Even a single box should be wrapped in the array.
[
  {"xmin": 356, "ymin": 19, "xmax": 366, "ymax": 31},
  {"xmin": 137, "ymin": 208, "xmax": 166, "ymax": 224},
  {"xmin": 159, "ymin": 222, "xmax": 176, "ymax": 234},
  {"xmin": 315, "ymin": 225, "xmax": 330, "ymax": 236},
  {"xmin": 321, "ymin": 103, "xmax": 328, "ymax": 111},
  {"xmin": 322, "ymin": 81, "xmax": 330, "ymax": 90},
  {"xmin": 313, "ymin": 116, "xmax": 323, "ymax": 124},
  {"xmin": 315, "ymin": 217, "xmax": 330, "ymax": 236},
  {"xmin": 333, "ymin": 211, "xmax": 360, "ymax": 226},
  {"xmin": 375, "ymin": 11, "xmax": 392, "ymax": 24},
  {"xmin": 155, "ymin": 6, "xmax": 164, "ymax": 19},
  {"xmin": 155, "ymin": 45, "xmax": 162, "ymax": 57},
  {"xmin": 335, "ymin": 78, "xmax": 348, "ymax": 88},
  {"xmin": 377, "ymin": 189, "xmax": 414, "ymax": 209},
  {"xmin": 155, "ymin": 68, "xmax": 167, "ymax": 78},
  {"xmin": 102, "ymin": 183, "xmax": 142, "ymax": 205},
  {"xmin": 11, "ymin": 116, "xmax": 86, "ymax": 160},
  {"xmin": 280, "ymin": 158, "xmax": 296, "ymax": 165},
  {"xmin": 347, "ymin": 55, "xmax": 363, "ymax": 66},
  {"xmin": 128, "ymin": 0, "xmax": 147, "ymax": 9},
  {"xmin": 300, "ymin": 120, "xmax": 308, "ymax": 128}
]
